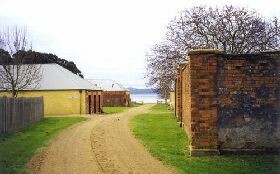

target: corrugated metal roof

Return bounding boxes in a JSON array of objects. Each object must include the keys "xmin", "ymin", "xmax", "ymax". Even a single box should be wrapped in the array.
[
  {"xmin": 0, "ymin": 64, "xmax": 101, "ymax": 91},
  {"xmin": 87, "ymin": 79, "xmax": 128, "ymax": 91}
]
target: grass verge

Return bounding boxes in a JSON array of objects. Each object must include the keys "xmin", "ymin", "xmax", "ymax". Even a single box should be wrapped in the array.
[
  {"xmin": 149, "ymin": 103, "xmax": 169, "ymax": 112},
  {"xmin": 131, "ymin": 102, "xmax": 143, "ymax": 107},
  {"xmin": 103, "ymin": 103, "xmax": 142, "ymax": 114},
  {"xmin": 0, "ymin": 117, "xmax": 85, "ymax": 174},
  {"xmin": 103, "ymin": 106, "xmax": 130, "ymax": 114},
  {"xmin": 130, "ymin": 104, "xmax": 280, "ymax": 174}
]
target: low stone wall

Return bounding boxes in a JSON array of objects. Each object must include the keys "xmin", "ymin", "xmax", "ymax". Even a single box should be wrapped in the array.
[{"xmin": 176, "ymin": 49, "xmax": 280, "ymax": 156}]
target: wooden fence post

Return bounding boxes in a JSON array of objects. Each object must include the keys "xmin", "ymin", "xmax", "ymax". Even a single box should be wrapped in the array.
[
  {"xmin": 0, "ymin": 96, "xmax": 7, "ymax": 133},
  {"xmin": 4, "ymin": 96, "xmax": 7, "ymax": 133}
]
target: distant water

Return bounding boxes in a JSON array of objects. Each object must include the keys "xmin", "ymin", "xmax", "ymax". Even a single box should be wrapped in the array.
[{"xmin": 131, "ymin": 93, "xmax": 164, "ymax": 103}]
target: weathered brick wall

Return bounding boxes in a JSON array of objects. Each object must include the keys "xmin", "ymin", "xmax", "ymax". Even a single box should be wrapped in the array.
[
  {"xmin": 102, "ymin": 91, "xmax": 131, "ymax": 107},
  {"xmin": 177, "ymin": 49, "xmax": 280, "ymax": 156},
  {"xmin": 217, "ymin": 52, "xmax": 280, "ymax": 151}
]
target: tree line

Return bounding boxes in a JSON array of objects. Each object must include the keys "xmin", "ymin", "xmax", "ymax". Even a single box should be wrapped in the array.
[
  {"xmin": 146, "ymin": 5, "xmax": 280, "ymax": 100},
  {"xmin": 0, "ymin": 49, "xmax": 84, "ymax": 78}
]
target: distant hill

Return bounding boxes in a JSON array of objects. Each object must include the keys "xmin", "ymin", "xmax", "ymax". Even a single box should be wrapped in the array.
[{"xmin": 128, "ymin": 87, "xmax": 155, "ymax": 94}]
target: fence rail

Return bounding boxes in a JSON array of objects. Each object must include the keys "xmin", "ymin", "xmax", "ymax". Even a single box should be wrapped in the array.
[{"xmin": 0, "ymin": 96, "xmax": 44, "ymax": 134}]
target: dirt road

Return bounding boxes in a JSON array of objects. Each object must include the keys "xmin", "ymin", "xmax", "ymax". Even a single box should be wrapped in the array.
[{"xmin": 28, "ymin": 104, "xmax": 174, "ymax": 174}]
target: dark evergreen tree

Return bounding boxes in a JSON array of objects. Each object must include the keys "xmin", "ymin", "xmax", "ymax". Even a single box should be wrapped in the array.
[{"xmin": 13, "ymin": 50, "xmax": 84, "ymax": 78}]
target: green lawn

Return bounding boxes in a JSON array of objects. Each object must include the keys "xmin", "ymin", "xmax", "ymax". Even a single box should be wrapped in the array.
[
  {"xmin": 103, "ymin": 106, "xmax": 130, "ymax": 114},
  {"xmin": 102, "ymin": 101, "xmax": 145, "ymax": 114},
  {"xmin": 150, "ymin": 103, "xmax": 169, "ymax": 112},
  {"xmin": 0, "ymin": 117, "xmax": 86, "ymax": 174},
  {"xmin": 131, "ymin": 104, "xmax": 280, "ymax": 174},
  {"xmin": 131, "ymin": 102, "xmax": 143, "ymax": 107},
  {"xmin": 103, "ymin": 103, "xmax": 143, "ymax": 114}
]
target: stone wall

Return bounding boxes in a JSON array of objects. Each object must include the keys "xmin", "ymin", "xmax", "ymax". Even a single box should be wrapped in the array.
[{"xmin": 176, "ymin": 49, "xmax": 280, "ymax": 156}]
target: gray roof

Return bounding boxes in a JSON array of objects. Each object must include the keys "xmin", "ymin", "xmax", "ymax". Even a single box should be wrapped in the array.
[
  {"xmin": 0, "ymin": 64, "xmax": 101, "ymax": 91},
  {"xmin": 87, "ymin": 79, "xmax": 128, "ymax": 91}
]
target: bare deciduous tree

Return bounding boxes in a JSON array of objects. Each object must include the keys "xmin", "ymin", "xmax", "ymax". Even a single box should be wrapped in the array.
[
  {"xmin": 146, "ymin": 43, "xmax": 183, "ymax": 102},
  {"xmin": 146, "ymin": 5, "xmax": 280, "ymax": 98},
  {"xmin": 0, "ymin": 27, "xmax": 41, "ymax": 97},
  {"xmin": 167, "ymin": 6, "xmax": 280, "ymax": 54}
]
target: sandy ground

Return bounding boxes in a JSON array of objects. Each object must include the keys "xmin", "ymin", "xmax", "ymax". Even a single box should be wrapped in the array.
[{"xmin": 28, "ymin": 104, "xmax": 175, "ymax": 174}]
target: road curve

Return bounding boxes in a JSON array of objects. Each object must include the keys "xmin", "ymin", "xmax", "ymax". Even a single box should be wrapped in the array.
[{"xmin": 28, "ymin": 104, "xmax": 174, "ymax": 174}]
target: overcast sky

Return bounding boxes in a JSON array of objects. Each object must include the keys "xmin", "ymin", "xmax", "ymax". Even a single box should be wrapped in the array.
[{"xmin": 0, "ymin": 0, "xmax": 279, "ymax": 88}]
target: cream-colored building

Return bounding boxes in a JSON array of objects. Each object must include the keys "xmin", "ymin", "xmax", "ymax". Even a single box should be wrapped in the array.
[{"xmin": 0, "ymin": 64, "xmax": 103, "ymax": 115}]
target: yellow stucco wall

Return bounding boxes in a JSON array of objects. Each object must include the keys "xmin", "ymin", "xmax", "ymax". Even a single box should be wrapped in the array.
[
  {"xmin": 0, "ymin": 90, "xmax": 87, "ymax": 115},
  {"xmin": 80, "ymin": 90, "xmax": 86, "ymax": 115},
  {"xmin": 170, "ymin": 91, "xmax": 175, "ymax": 110}
]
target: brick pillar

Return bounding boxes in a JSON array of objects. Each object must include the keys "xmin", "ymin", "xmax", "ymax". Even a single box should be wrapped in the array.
[
  {"xmin": 175, "ymin": 67, "xmax": 182, "ymax": 122},
  {"xmin": 188, "ymin": 49, "xmax": 222, "ymax": 156},
  {"xmin": 175, "ymin": 63, "xmax": 186, "ymax": 124}
]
